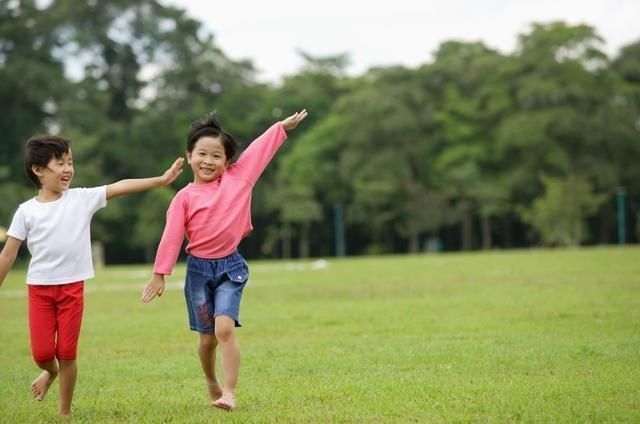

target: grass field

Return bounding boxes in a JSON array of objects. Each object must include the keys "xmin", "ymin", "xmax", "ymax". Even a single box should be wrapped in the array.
[{"xmin": 1, "ymin": 247, "xmax": 639, "ymax": 423}]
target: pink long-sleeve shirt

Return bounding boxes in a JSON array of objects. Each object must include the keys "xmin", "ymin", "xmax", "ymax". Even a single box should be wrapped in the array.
[{"xmin": 153, "ymin": 122, "xmax": 287, "ymax": 275}]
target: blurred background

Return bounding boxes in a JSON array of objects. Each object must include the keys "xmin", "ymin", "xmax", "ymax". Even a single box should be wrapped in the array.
[{"xmin": 1, "ymin": 0, "xmax": 639, "ymax": 264}]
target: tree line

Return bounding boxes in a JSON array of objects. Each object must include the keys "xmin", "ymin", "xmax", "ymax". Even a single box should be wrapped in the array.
[{"xmin": 1, "ymin": 1, "xmax": 639, "ymax": 262}]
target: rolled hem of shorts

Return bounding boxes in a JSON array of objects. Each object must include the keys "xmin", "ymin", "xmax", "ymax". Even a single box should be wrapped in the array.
[
  {"xmin": 33, "ymin": 355, "xmax": 56, "ymax": 364},
  {"xmin": 56, "ymin": 355, "xmax": 78, "ymax": 361},
  {"xmin": 214, "ymin": 312, "xmax": 242, "ymax": 327},
  {"xmin": 190, "ymin": 326, "xmax": 215, "ymax": 333}
]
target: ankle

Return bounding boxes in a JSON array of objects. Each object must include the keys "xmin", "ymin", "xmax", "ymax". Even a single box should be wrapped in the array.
[{"xmin": 222, "ymin": 390, "xmax": 236, "ymax": 399}]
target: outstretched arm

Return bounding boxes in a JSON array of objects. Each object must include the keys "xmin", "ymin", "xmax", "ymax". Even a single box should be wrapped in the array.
[
  {"xmin": 0, "ymin": 237, "xmax": 22, "ymax": 287},
  {"xmin": 106, "ymin": 157, "xmax": 184, "ymax": 200},
  {"xmin": 231, "ymin": 108, "xmax": 308, "ymax": 186},
  {"xmin": 281, "ymin": 109, "xmax": 308, "ymax": 131}
]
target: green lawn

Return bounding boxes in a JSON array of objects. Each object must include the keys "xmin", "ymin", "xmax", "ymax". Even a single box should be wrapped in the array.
[{"xmin": 1, "ymin": 247, "xmax": 639, "ymax": 423}]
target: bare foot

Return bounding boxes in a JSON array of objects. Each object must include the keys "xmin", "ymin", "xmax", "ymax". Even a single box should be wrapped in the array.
[
  {"xmin": 31, "ymin": 370, "xmax": 58, "ymax": 401},
  {"xmin": 212, "ymin": 392, "xmax": 236, "ymax": 411},
  {"xmin": 206, "ymin": 380, "xmax": 223, "ymax": 402}
]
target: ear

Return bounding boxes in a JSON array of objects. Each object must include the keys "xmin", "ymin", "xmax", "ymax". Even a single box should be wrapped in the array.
[
  {"xmin": 185, "ymin": 151, "xmax": 191, "ymax": 164},
  {"xmin": 32, "ymin": 164, "xmax": 45, "ymax": 177}
]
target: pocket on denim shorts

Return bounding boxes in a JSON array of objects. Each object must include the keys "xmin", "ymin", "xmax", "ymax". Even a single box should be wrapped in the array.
[{"xmin": 226, "ymin": 263, "xmax": 249, "ymax": 284}]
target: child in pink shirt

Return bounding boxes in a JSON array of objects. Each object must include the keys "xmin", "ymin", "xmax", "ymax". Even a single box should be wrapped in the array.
[{"xmin": 141, "ymin": 109, "xmax": 307, "ymax": 411}]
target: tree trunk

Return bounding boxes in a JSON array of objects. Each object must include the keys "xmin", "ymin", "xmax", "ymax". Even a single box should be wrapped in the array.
[
  {"xmin": 408, "ymin": 232, "xmax": 420, "ymax": 253},
  {"xmin": 481, "ymin": 215, "xmax": 492, "ymax": 250},
  {"xmin": 504, "ymin": 216, "xmax": 512, "ymax": 248},
  {"xmin": 145, "ymin": 245, "xmax": 154, "ymax": 264},
  {"xmin": 299, "ymin": 223, "xmax": 310, "ymax": 258},
  {"xmin": 281, "ymin": 224, "xmax": 291, "ymax": 259},
  {"xmin": 597, "ymin": 203, "xmax": 613, "ymax": 244},
  {"xmin": 461, "ymin": 201, "xmax": 473, "ymax": 250}
]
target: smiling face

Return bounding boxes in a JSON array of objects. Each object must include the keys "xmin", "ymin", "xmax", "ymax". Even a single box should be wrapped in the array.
[
  {"xmin": 34, "ymin": 149, "xmax": 74, "ymax": 198},
  {"xmin": 186, "ymin": 136, "xmax": 229, "ymax": 184}
]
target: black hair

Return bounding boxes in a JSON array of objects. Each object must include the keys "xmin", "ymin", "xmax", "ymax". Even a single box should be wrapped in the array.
[
  {"xmin": 25, "ymin": 135, "xmax": 71, "ymax": 188},
  {"xmin": 186, "ymin": 113, "xmax": 238, "ymax": 160}
]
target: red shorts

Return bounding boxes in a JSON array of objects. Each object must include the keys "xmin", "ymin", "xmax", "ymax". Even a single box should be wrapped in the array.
[{"xmin": 28, "ymin": 281, "xmax": 84, "ymax": 363}]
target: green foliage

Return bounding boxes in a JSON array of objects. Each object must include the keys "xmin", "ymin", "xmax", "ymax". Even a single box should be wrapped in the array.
[
  {"xmin": 523, "ymin": 174, "xmax": 606, "ymax": 246},
  {"xmin": 1, "ymin": 3, "xmax": 638, "ymax": 260},
  {"xmin": 0, "ymin": 182, "xmax": 33, "ymax": 225},
  {"xmin": 0, "ymin": 0, "xmax": 67, "ymax": 179},
  {"xmin": 396, "ymin": 183, "xmax": 448, "ymax": 252},
  {"xmin": 613, "ymin": 41, "xmax": 640, "ymax": 82},
  {"xmin": 132, "ymin": 187, "xmax": 176, "ymax": 259}
]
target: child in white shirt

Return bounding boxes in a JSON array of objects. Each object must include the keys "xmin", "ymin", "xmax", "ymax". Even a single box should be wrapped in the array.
[{"xmin": 0, "ymin": 134, "xmax": 183, "ymax": 417}]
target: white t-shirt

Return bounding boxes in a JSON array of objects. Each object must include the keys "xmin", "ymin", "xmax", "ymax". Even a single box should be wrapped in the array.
[{"xmin": 7, "ymin": 186, "xmax": 107, "ymax": 285}]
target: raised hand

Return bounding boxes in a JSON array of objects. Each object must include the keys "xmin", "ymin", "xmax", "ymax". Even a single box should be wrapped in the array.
[
  {"xmin": 281, "ymin": 109, "xmax": 308, "ymax": 131},
  {"xmin": 161, "ymin": 157, "xmax": 184, "ymax": 185}
]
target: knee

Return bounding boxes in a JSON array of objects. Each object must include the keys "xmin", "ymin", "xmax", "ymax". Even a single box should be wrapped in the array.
[
  {"xmin": 58, "ymin": 359, "xmax": 77, "ymax": 369},
  {"xmin": 33, "ymin": 355, "xmax": 56, "ymax": 367},
  {"xmin": 214, "ymin": 321, "xmax": 235, "ymax": 343},
  {"xmin": 199, "ymin": 334, "xmax": 218, "ymax": 350}
]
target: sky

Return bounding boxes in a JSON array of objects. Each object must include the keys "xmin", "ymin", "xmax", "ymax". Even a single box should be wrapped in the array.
[{"xmin": 164, "ymin": 0, "xmax": 640, "ymax": 83}]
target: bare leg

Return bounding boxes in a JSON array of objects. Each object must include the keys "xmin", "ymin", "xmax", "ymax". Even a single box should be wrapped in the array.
[
  {"xmin": 31, "ymin": 359, "xmax": 59, "ymax": 401},
  {"xmin": 211, "ymin": 316, "xmax": 239, "ymax": 411},
  {"xmin": 198, "ymin": 333, "xmax": 223, "ymax": 402},
  {"xmin": 57, "ymin": 359, "xmax": 77, "ymax": 416}
]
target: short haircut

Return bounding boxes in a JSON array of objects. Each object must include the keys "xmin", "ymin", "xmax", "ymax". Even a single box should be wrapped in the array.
[
  {"xmin": 186, "ymin": 113, "xmax": 238, "ymax": 160},
  {"xmin": 25, "ymin": 135, "xmax": 71, "ymax": 188}
]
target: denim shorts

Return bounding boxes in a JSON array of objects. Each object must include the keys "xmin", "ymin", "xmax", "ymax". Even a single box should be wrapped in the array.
[{"xmin": 184, "ymin": 251, "xmax": 249, "ymax": 333}]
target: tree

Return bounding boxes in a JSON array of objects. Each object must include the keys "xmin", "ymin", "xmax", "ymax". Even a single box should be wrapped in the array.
[
  {"xmin": 256, "ymin": 54, "xmax": 349, "ymax": 257},
  {"xmin": 426, "ymin": 41, "xmax": 510, "ymax": 250},
  {"xmin": 608, "ymin": 40, "xmax": 640, "ymax": 242},
  {"xmin": 132, "ymin": 187, "xmax": 176, "ymax": 262},
  {"xmin": 523, "ymin": 174, "xmax": 606, "ymax": 246},
  {"xmin": 495, "ymin": 22, "xmax": 618, "ymax": 244},
  {"xmin": 267, "ymin": 114, "xmax": 349, "ymax": 257},
  {"xmin": 332, "ymin": 73, "xmax": 425, "ymax": 253},
  {"xmin": 0, "ymin": 0, "xmax": 67, "ymax": 194},
  {"xmin": 37, "ymin": 0, "xmax": 263, "ymax": 261},
  {"xmin": 396, "ymin": 183, "xmax": 448, "ymax": 253}
]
